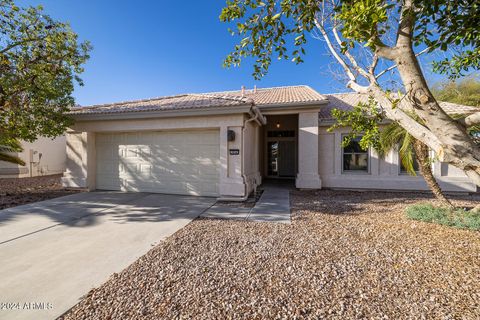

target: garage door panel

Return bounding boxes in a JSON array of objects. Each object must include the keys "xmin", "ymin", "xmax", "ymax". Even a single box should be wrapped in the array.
[
  {"xmin": 97, "ymin": 163, "xmax": 117, "ymax": 174},
  {"xmin": 96, "ymin": 130, "xmax": 219, "ymax": 196}
]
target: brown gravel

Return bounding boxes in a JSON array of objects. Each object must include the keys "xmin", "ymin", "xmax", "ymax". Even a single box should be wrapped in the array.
[
  {"xmin": 0, "ymin": 174, "xmax": 81, "ymax": 209},
  {"xmin": 61, "ymin": 190, "xmax": 480, "ymax": 319}
]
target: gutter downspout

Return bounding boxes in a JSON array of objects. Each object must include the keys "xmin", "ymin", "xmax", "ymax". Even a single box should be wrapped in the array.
[{"xmin": 218, "ymin": 104, "xmax": 265, "ymax": 202}]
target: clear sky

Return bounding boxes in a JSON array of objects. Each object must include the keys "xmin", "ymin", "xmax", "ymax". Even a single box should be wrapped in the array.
[{"xmin": 19, "ymin": 0, "xmax": 445, "ymax": 106}]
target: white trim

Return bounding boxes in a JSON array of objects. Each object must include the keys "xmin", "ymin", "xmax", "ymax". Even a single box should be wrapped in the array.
[
  {"xmin": 340, "ymin": 134, "xmax": 370, "ymax": 174},
  {"xmin": 260, "ymin": 105, "xmax": 323, "ymax": 115},
  {"xmin": 70, "ymin": 105, "xmax": 253, "ymax": 121}
]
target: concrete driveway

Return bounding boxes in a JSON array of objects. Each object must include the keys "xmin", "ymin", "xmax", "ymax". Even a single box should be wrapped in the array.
[{"xmin": 0, "ymin": 192, "xmax": 215, "ymax": 320}]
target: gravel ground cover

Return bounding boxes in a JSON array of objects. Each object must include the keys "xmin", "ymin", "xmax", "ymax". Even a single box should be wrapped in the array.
[
  {"xmin": 62, "ymin": 190, "xmax": 480, "ymax": 319},
  {"xmin": 0, "ymin": 174, "xmax": 81, "ymax": 209}
]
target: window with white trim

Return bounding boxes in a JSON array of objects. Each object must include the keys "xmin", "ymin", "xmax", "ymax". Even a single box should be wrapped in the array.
[{"xmin": 342, "ymin": 135, "xmax": 369, "ymax": 173}]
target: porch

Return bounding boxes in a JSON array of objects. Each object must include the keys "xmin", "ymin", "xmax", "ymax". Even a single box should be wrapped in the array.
[{"xmin": 256, "ymin": 111, "xmax": 322, "ymax": 189}]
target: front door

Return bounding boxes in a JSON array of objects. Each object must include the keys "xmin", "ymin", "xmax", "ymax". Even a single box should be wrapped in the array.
[{"xmin": 267, "ymin": 140, "xmax": 296, "ymax": 178}]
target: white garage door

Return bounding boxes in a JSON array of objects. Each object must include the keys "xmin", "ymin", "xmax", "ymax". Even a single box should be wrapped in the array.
[{"xmin": 96, "ymin": 130, "xmax": 220, "ymax": 196}]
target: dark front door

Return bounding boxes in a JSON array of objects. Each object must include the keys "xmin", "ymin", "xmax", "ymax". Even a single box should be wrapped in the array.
[{"xmin": 267, "ymin": 140, "xmax": 296, "ymax": 178}]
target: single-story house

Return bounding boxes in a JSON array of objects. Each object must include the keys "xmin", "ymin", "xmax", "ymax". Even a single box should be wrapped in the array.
[
  {"xmin": 0, "ymin": 136, "xmax": 66, "ymax": 178},
  {"xmin": 62, "ymin": 85, "xmax": 478, "ymax": 199}
]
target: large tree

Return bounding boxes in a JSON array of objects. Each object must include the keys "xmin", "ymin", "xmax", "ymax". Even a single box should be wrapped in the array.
[
  {"xmin": 329, "ymin": 99, "xmax": 453, "ymax": 206},
  {"xmin": 0, "ymin": 0, "xmax": 91, "ymax": 143},
  {"xmin": 221, "ymin": 0, "xmax": 480, "ymax": 188}
]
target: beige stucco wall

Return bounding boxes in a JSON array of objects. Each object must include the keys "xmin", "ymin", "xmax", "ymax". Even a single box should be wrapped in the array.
[
  {"xmin": 318, "ymin": 126, "xmax": 477, "ymax": 192},
  {"xmin": 264, "ymin": 114, "xmax": 299, "ymax": 131},
  {"xmin": 62, "ymin": 132, "xmax": 91, "ymax": 188},
  {"xmin": 243, "ymin": 118, "xmax": 262, "ymax": 195},
  {"xmin": 0, "ymin": 136, "xmax": 66, "ymax": 178},
  {"xmin": 297, "ymin": 112, "xmax": 322, "ymax": 188},
  {"xmin": 61, "ymin": 107, "xmax": 477, "ymax": 197},
  {"xmin": 62, "ymin": 114, "xmax": 256, "ymax": 198}
]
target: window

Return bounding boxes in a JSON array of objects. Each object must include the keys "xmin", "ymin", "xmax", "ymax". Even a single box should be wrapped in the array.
[
  {"xmin": 342, "ymin": 136, "xmax": 369, "ymax": 172},
  {"xmin": 399, "ymin": 155, "xmax": 420, "ymax": 174}
]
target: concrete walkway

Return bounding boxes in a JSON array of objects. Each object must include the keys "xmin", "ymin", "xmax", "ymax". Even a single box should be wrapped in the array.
[
  {"xmin": 202, "ymin": 184, "xmax": 291, "ymax": 224},
  {"xmin": 0, "ymin": 192, "xmax": 215, "ymax": 320},
  {"xmin": 248, "ymin": 185, "xmax": 291, "ymax": 223}
]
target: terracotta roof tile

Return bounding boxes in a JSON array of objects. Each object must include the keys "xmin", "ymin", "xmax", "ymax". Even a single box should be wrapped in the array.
[
  {"xmin": 69, "ymin": 88, "xmax": 475, "ymax": 118},
  {"xmin": 210, "ymin": 85, "xmax": 327, "ymax": 106},
  {"xmin": 320, "ymin": 92, "xmax": 479, "ymax": 121},
  {"xmin": 68, "ymin": 94, "xmax": 250, "ymax": 115},
  {"xmin": 69, "ymin": 85, "xmax": 327, "ymax": 115}
]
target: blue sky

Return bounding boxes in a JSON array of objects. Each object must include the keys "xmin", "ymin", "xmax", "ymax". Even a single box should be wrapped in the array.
[{"xmin": 19, "ymin": 0, "xmax": 445, "ymax": 106}]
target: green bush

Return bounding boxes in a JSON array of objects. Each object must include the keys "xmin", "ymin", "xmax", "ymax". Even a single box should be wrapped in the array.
[{"xmin": 405, "ymin": 203, "xmax": 480, "ymax": 231}]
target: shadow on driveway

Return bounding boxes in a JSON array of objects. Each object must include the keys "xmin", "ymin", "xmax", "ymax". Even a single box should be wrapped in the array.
[{"xmin": 0, "ymin": 191, "xmax": 215, "ymax": 320}]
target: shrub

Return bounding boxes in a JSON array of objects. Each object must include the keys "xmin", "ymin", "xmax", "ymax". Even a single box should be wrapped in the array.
[{"xmin": 405, "ymin": 203, "xmax": 480, "ymax": 231}]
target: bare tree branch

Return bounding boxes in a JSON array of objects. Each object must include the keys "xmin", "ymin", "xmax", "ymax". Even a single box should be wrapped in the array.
[
  {"xmin": 375, "ymin": 47, "xmax": 430, "ymax": 79},
  {"xmin": 0, "ymin": 36, "xmax": 46, "ymax": 55},
  {"xmin": 465, "ymin": 169, "xmax": 480, "ymax": 188},
  {"xmin": 313, "ymin": 13, "xmax": 443, "ymax": 154},
  {"xmin": 458, "ymin": 112, "xmax": 480, "ymax": 128},
  {"xmin": 375, "ymin": 45, "xmax": 398, "ymax": 60},
  {"xmin": 368, "ymin": 85, "xmax": 445, "ymax": 154},
  {"xmin": 331, "ymin": 24, "xmax": 373, "ymax": 81},
  {"xmin": 369, "ymin": 54, "xmax": 379, "ymax": 75},
  {"xmin": 314, "ymin": 17, "xmax": 356, "ymax": 82}
]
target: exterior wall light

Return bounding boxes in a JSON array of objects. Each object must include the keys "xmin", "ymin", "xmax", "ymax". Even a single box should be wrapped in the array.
[{"xmin": 227, "ymin": 129, "xmax": 236, "ymax": 142}]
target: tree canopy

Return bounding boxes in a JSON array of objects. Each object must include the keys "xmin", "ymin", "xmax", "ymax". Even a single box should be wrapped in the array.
[
  {"xmin": 0, "ymin": 0, "xmax": 91, "ymax": 142},
  {"xmin": 221, "ymin": 0, "xmax": 479, "ymax": 80},
  {"xmin": 221, "ymin": 0, "xmax": 480, "ymax": 189}
]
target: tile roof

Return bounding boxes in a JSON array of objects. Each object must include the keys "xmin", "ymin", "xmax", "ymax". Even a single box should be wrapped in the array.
[
  {"xmin": 436, "ymin": 100, "xmax": 479, "ymax": 114},
  {"xmin": 69, "ymin": 87, "xmax": 475, "ymax": 119},
  {"xmin": 320, "ymin": 92, "xmax": 479, "ymax": 121},
  {"xmin": 69, "ymin": 85, "xmax": 327, "ymax": 115},
  {"xmin": 68, "ymin": 94, "xmax": 251, "ymax": 115},
  {"xmin": 210, "ymin": 85, "xmax": 327, "ymax": 106}
]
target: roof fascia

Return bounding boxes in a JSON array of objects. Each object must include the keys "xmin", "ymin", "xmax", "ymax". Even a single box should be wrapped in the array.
[{"xmin": 69, "ymin": 104, "xmax": 253, "ymax": 121}]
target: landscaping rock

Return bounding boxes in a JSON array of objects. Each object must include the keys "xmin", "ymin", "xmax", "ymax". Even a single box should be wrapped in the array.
[
  {"xmin": 0, "ymin": 174, "xmax": 81, "ymax": 209},
  {"xmin": 61, "ymin": 190, "xmax": 480, "ymax": 319}
]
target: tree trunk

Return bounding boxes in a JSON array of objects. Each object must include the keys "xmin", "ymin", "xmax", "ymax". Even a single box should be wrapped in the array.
[
  {"xmin": 318, "ymin": 0, "xmax": 480, "ymax": 187},
  {"xmin": 412, "ymin": 139, "xmax": 454, "ymax": 208},
  {"xmin": 392, "ymin": 0, "xmax": 480, "ymax": 186}
]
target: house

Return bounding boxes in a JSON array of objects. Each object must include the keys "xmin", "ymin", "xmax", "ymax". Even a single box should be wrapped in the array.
[
  {"xmin": 62, "ymin": 85, "xmax": 478, "ymax": 198},
  {"xmin": 0, "ymin": 136, "xmax": 66, "ymax": 178}
]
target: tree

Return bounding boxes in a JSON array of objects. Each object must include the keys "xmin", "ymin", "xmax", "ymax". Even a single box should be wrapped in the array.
[
  {"xmin": 221, "ymin": 0, "xmax": 480, "ymax": 189},
  {"xmin": 0, "ymin": 0, "xmax": 91, "ymax": 143},
  {"xmin": 329, "ymin": 99, "xmax": 452, "ymax": 207},
  {"xmin": 0, "ymin": 136, "xmax": 24, "ymax": 165}
]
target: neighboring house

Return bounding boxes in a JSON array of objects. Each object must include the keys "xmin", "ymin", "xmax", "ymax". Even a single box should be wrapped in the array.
[
  {"xmin": 62, "ymin": 85, "xmax": 478, "ymax": 198},
  {"xmin": 0, "ymin": 136, "xmax": 67, "ymax": 178}
]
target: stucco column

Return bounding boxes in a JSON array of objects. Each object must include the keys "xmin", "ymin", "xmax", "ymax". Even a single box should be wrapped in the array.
[
  {"xmin": 296, "ymin": 112, "xmax": 322, "ymax": 189},
  {"xmin": 218, "ymin": 126, "xmax": 244, "ymax": 197}
]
